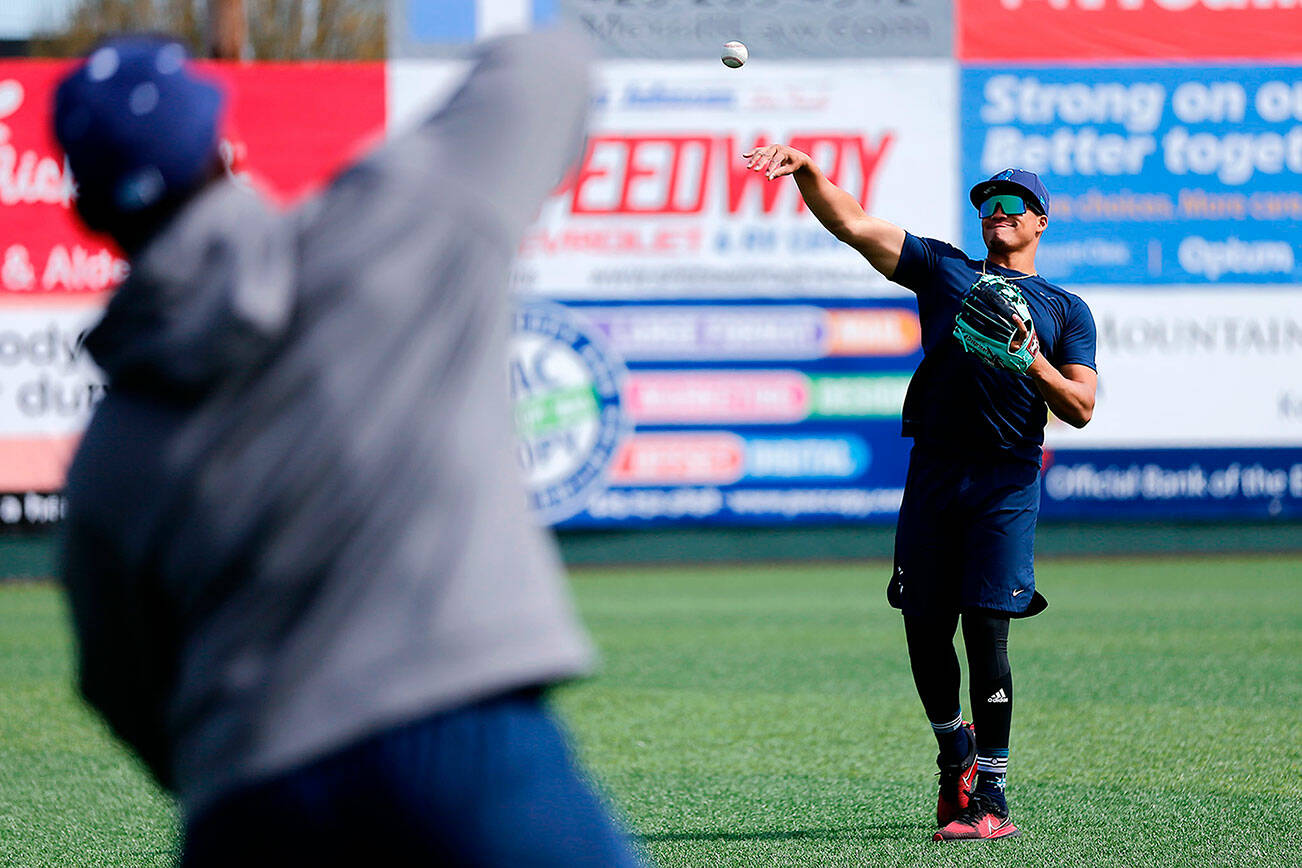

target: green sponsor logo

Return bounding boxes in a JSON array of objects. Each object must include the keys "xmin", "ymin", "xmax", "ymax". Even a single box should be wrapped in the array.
[
  {"xmin": 811, "ymin": 375, "xmax": 910, "ymax": 418},
  {"xmin": 516, "ymin": 385, "xmax": 600, "ymax": 437}
]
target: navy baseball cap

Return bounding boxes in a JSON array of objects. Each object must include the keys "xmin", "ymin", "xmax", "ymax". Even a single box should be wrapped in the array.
[
  {"xmin": 54, "ymin": 34, "xmax": 224, "ymax": 229},
  {"xmin": 968, "ymin": 168, "xmax": 1050, "ymax": 217}
]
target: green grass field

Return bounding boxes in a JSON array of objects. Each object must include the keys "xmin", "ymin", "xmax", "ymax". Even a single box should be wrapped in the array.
[{"xmin": 2, "ymin": 554, "xmax": 1300, "ymax": 867}]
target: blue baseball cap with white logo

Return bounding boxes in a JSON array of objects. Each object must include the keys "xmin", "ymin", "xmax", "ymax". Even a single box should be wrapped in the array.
[
  {"xmin": 969, "ymin": 168, "xmax": 1050, "ymax": 217},
  {"xmin": 54, "ymin": 34, "xmax": 224, "ymax": 230}
]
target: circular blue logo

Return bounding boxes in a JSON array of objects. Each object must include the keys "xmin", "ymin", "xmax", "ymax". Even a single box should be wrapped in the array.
[{"xmin": 510, "ymin": 302, "xmax": 628, "ymax": 525}]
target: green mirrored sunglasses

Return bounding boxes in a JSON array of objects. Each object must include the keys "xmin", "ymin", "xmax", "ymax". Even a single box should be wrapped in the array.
[{"xmin": 978, "ymin": 194, "xmax": 1029, "ymax": 218}]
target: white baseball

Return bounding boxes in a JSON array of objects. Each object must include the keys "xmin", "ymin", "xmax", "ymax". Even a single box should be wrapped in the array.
[{"xmin": 721, "ymin": 41, "xmax": 748, "ymax": 68}]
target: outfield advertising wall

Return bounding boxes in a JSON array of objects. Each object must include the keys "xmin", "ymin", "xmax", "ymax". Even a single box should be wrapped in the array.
[{"xmin": 3, "ymin": 2, "xmax": 1300, "ymax": 528}]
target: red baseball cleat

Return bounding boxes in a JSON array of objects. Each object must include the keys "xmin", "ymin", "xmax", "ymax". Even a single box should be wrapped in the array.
[
  {"xmin": 933, "ymin": 795, "xmax": 1020, "ymax": 841},
  {"xmin": 935, "ymin": 722, "xmax": 977, "ymax": 827}
]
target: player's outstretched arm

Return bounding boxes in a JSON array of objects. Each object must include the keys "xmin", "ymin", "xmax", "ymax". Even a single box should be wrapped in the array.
[
  {"xmin": 325, "ymin": 28, "xmax": 591, "ymax": 245},
  {"xmin": 743, "ymin": 144, "xmax": 906, "ymax": 278},
  {"xmin": 424, "ymin": 29, "xmax": 591, "ymax": 231}
]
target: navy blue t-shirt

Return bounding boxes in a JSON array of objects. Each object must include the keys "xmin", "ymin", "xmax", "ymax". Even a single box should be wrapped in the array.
[{"xmin": 891, "ymin": 233, "xmax": 1097, "ymax": 463}]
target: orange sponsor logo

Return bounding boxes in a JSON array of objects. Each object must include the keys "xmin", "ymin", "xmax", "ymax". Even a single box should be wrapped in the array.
[{"xmin": 826, "ymin": 309, "xmax": 921, "ymax": 356}]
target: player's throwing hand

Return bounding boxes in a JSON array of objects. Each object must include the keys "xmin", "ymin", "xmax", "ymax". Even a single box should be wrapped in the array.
[{"xmin": 743, "ymin": 144, "xmax": 811, "ymax": 180}]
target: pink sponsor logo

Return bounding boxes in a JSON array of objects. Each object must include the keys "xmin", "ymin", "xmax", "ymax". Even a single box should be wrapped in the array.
[
  {"xmin": 609, "ymin": 433, "xmax": 745, "ymax": 485},
  {"xmin": 626, "ymin": 371, "xmax": 810, "ymax": 424}
]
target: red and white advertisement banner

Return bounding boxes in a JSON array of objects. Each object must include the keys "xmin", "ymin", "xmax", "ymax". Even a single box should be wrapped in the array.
[
  {"xmin": 959, "ymin": 0, "xmax": 1302, "ymax": 62},
  {"xmin": 1, "ymin": 60, "xmax": 386, "ymax": 301},
  {"xmin": 390, "ymin": 60, "xmax": 957, "ymax": 298},
  {"xmin": 1045, "ymin": 287, "xmax": 1302, "ymax": 451},
  {"xmin": 0, "ymin": 61, "xmax": 385, "ymax": 496}
]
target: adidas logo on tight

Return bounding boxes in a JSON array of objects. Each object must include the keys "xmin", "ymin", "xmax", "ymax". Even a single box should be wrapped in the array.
[{"xmin": 987, "ymin": 688, "xmax": 1009, "ymax": 704}]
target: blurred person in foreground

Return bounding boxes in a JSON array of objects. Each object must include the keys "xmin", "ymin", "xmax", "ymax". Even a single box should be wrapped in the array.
[
  {"xmin": 741, "ymin": 145, "xmax": 1096, "ymax": 842},
  {"xmin": 56, "ymin": 31, "xmax": 643, "ymax": 867}
]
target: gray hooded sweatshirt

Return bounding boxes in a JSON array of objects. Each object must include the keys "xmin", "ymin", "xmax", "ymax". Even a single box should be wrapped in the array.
[{"xmin": 60, "ymin": 31, "xmax": 595, "ymax": 816}]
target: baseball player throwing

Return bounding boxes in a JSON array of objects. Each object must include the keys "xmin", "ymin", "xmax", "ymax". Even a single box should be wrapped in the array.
[{"xmin": 743, "ymin": 146, "xmax": 1097, "ymax": 841}]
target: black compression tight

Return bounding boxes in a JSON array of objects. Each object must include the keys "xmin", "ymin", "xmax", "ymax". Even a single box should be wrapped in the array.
[{"xmin": 903, "ymin": 612, "xmax": 1012, "ymax": 755}]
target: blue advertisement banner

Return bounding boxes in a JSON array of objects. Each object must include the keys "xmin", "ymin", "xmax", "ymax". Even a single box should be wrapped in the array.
[
  {"xmin": 511, "ymin": 297, "xmax": 922, "ymax": 528},
  {"xmin": 962, "ymin": 65, "xmax": 1302, "ymax": 285},
  {"xmin": 1041, "ymin": 447, "xmax": 1302, "ymax": 520}
]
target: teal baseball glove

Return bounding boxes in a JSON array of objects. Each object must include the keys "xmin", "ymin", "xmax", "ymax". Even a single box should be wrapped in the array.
[{"xmin": 952, "ymin": 274, "xmax": 1040, "ymax": 374}]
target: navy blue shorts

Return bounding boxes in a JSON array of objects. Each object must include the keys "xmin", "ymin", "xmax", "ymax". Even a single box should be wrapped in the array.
[
  {"xmin": 888, "ymin": 445, "xmax": 1047, "ymax": 618},
  {"xmin": 183, "ymin": 690, "xmax": 643, "ymax": 867}
]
